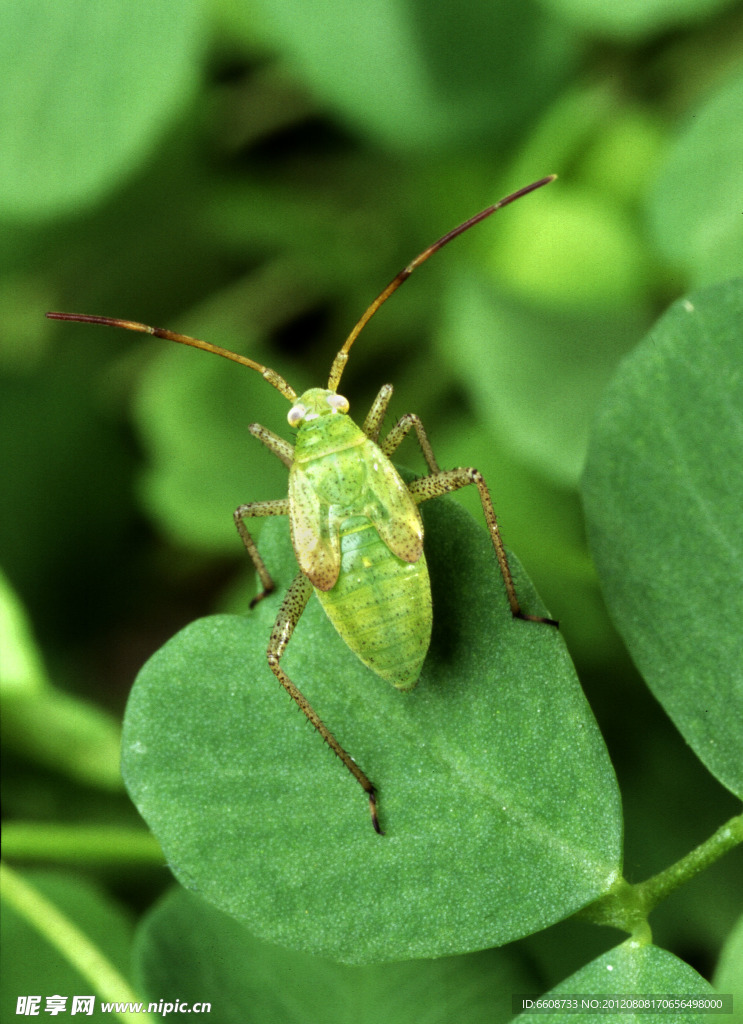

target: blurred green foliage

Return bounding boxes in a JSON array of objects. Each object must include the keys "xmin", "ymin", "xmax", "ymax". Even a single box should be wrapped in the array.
[{"xmin": 1, "ymin": 0, "xmax": 742, "ymax": 1020}]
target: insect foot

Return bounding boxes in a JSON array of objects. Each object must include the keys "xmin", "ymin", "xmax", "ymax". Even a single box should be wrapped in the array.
[{"xmin": 515, "ymin": 609, "xmax": 559, "ymax": 627}]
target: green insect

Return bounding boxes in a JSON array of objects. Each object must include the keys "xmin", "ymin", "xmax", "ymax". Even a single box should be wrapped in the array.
[{"xmin": 48, "ymin": 175, "xmax": 558, "ymax": 833}]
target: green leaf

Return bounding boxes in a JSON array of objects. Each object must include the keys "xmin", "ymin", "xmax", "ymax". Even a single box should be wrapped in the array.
[
  {"xmin": 122, "ymin": 497, "xmax": 621, "ymax": 964},
  {"xmin": 0, "ymin": 570, "xmax": 122, "ymax": 789},
  {"xmin": 647, "ymin": 72, "xmax": 743, "ymax": 288},
  {"xmin": 536, "ymin": 0, "xmax": 739, "ymax": 39},
  {"xmin": 437, "ymin": 273, "xmax": 646, "ymax": 486},
  {"xmin": 485, "ymin": 185, "xmax": 654, "ymax": 312},
  {"xmin": 135, "ymin": 887, "xmax": 541, "ymax": 1024},
  {"xmin": 0, "ymin": 2, "xmax": 203, "ymax": 221},
  {"xmin": 714, "ymin": 914, "xmax": 743, "ymax": 1023},
  {"xmin": 0, "ymin": 869, "xmax": 136, "ymax": 1022},
  {"xmin": 2, "ymin": 688, "xmax": 123, "ymax": 791},
  {"xmin": 0, "ymin": 567, "xmax": 48, "ymax": 696},
  {"xmin": 246, "ymin": 0, "xmax": 576, "ymax": 150},
  {"xmin": 522, "ymin": 939, "xmax": 718, "ymax": 1023},
  {"xmin": 582, "ymin": 279, "xmax": 743, "ymax": 799}
]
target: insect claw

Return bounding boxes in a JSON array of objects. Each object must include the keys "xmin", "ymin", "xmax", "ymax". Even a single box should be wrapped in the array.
[
  {"xmin": 249, "ymin": 586, "xmax": 275, "ymax": 610},
  {"xmin": 369, "ymin": 792, "xmax": 384, "ymax": 835},
  {"xmin": 515, "ymin": 610, "xmax": 560, "ymax": 628}
]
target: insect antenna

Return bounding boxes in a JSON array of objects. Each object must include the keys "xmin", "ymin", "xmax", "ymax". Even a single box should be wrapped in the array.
[
  {"xmin": 45, "ymin": 312, "xmax": 298, "ymax": 402},
  {"xmin": 327, "ymin": 174, "xmax": 556, "ymax": 391}
]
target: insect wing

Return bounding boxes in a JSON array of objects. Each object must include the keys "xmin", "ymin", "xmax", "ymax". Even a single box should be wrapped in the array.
[
  {"xmin": 289, "ymin": 466, "xmax": 341, "ymax": 591},
  {"xmin": 363, "ymin": 440, "xmax": 424, "ymax": 563}
]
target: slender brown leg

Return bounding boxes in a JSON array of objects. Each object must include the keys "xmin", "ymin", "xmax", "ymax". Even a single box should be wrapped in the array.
[
  {"xmin": 233, "ymin": 420, "xmax": 295, "ymax": 604},
  {"xmin": 248, "ymin": 423, "xmax": 294, "ymax": 468},
  {"xmin": 268, "ymin": 571, "xmax": 382, "ymax": 833},
  {"xmin": 380, "ymin": 413, "xmax": 440, "ymax": 474},
  {"xmin": 362, "ymin": 386, "xmax": 441, "ymax": 474},
  {"xmin": 373, "ymin": 405, "xmax": 553, "ymax": 623},
  {"xmin": 407, "ymin": 468, "xmax": 559, "ymax": 627},
  {"xmin": 234, "ymin": 498, "xmax": 290, "ymax": 607}
]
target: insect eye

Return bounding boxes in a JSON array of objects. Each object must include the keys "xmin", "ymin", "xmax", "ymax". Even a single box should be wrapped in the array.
[
  {"xmin": 287, "ymin": 404, "xmax": 306, "ymax": 427},
  {"xmin": 327, "ymin": 393, "xmax": 349, "ymax": 414}
]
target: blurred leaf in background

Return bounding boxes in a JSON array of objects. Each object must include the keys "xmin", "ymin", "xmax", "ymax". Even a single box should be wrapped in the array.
[
  {"xmin": 647, "ymin": 70, "xmax": 743, "ymax": 288},
  {"xmin": 2, "ymin": 0, "xmax": 743, "ymax": 1016},
  {"xmin": 134, "ymin": 886, "xmax": 541, "ymax": 1024},
  {"xmin": 0, "ymin": 571, "xmax": 122, "ymax": 789},
  {"xmin": 0, "ymin": 2, "xmax": 204, "ymax": 221},
  {"xmin": 0, "ymin": 870, "xmax": 135, "ymax": 1023}
]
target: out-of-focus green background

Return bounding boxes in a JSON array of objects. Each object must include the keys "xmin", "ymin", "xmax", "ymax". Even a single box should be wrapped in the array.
[{"xmin": 2, "ymin": 0, "xmax": 742, "ymax": 996}]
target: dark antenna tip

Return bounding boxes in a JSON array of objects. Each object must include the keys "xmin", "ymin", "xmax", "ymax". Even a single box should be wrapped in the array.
[{"xmin": 327, "ymin": 174, "xmax": 557, "ymax": 390}]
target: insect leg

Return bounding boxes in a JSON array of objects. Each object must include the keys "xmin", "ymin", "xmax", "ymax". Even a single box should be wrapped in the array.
[
  {"xmin": 363, "ymin": 389, "xmax": 440, "ymax": 473},
  {"xmin": 379, "ymin": 413, "xmax": 440, "ymax": 474},
  {"xmin": 361, "ymin": 383, "xmax": 394, "ymax": 441},
  {"xmin": 268, "ymin": 571, "xmax": 382, "ymax": 834},
  {"xmin": 248, "ymin": 423, "xmax": 294, "ymax": 469},
  {"xmin": 234, "ymin": 498, "xmax": 291, "ymax": 608},
  {"xmin": 407, "ymin": 469, "xmax": 558, "ymax": 626}
]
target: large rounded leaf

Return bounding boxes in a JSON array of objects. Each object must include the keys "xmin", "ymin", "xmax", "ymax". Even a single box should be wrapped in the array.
[
  {"xmin": 122, "ymin": 497, "xmax": 621, "ymax": 963},
  {"xmin": 135, "ymin": 887, "xmax": 540, "ymax": 1024},
  {"xmin": 582, "ymin": 280, "xmax": 743, "ymax": 799},
  {"xmin": 526, "ymin": 939, "xmax": 719, "ymax": 1022}
]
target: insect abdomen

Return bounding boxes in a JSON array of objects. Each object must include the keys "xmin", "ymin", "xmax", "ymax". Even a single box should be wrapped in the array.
[{"xmin": 314, "ymin": 516, "xmax": 432, "ymax": 690}]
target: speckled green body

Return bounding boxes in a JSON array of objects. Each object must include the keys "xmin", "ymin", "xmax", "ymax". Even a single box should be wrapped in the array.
[
  {"xmin": 289, "ymin": 388, "xmax": 432, "ymax": 689},
  {"xmin": 314, "ymin": 516, "xmax": 431, "ymax": 688}
]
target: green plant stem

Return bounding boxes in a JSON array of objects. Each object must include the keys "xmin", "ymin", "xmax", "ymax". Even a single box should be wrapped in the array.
[
  {"xmin": 0, "ymin": 863, "xmax": 156, "ymax": 1024},
  {"xmin": 2, "ymin": 822, "xmax": 163, "ymax": 866},
  {"xmin": 633, "ymin": 811, "xmax": 743, "ymax": 912},
  {"xmin": 579, "ymin": 811, "xmax": 743, "ymax": 935}
]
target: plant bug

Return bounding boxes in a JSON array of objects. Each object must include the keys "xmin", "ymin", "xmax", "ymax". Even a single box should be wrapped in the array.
[{"xmin": 48, "ymin": 175, "xmax": 558, "ymax": 834}]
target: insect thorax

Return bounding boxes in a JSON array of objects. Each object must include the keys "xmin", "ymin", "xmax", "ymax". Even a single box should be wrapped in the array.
[
  {"xmin": 292, "ymin": 419, "xmax": 369, "ymax": 508},
  {"xmin": 290, "ymin": 389, "xmax": 364, "ymax": 466}
]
